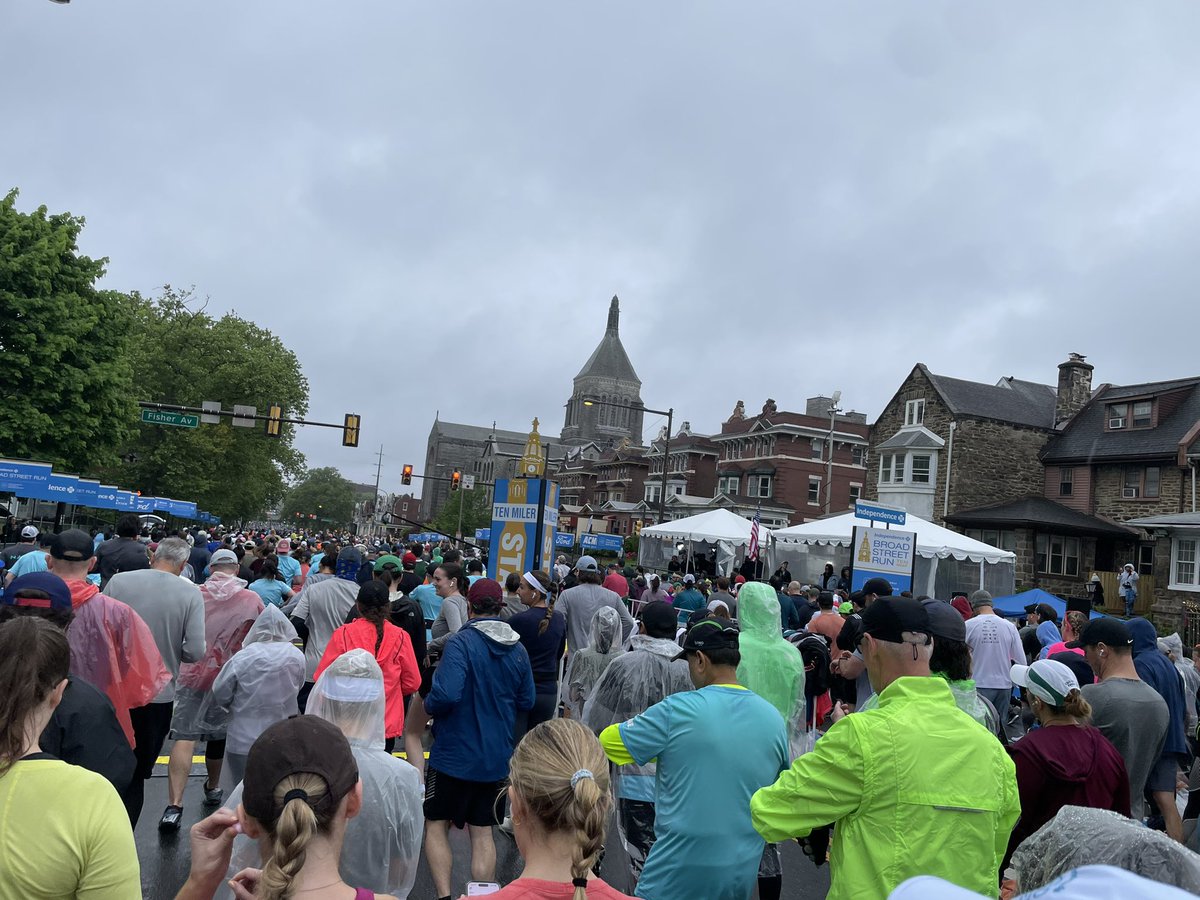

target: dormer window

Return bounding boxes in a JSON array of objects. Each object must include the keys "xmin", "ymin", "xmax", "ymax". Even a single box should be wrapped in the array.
[
  {"xmin": 1108, "ymin": 399, "xmax": 1154, "ymax": 430},
  {"xmin": 904, "ymin": 399, "xmax": 925, "ymax": 427},
  {"xmin": 1132, "ymin": 400, "xmax": 1153, "ymax": 427},
  {"xmin": 1107, "ymin": 403, "xmax": 1128, "ymax": 429}
]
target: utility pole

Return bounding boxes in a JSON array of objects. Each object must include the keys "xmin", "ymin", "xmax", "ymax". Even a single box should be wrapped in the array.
[
  {"xmin": 371, "ymin": 445, "xmax": 384, "ymax": 540},
  {"xmin": 825, "ymin": 391, "xmax": 842, "ymax": 516}
]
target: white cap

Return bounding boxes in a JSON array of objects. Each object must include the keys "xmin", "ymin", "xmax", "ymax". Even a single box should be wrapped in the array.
[
  {"xmin": 1010, "ymin": 659, "xmax": 1079, "ymax": 707},
  {"xmin": 20, "ymin": 525, "xmax": 38, "ymax": 539}
]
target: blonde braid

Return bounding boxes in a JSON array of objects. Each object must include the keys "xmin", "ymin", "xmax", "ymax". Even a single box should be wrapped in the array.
[
  {"xmin": 257, "ymin": 773, "xmax": 327, "ymax": 900},
  {"xmin": 567, "ymin": 774, "xmax": 609, "ymax": 899}
]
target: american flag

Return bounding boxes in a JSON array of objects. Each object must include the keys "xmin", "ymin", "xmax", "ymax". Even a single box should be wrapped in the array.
[{"xmin": 748, "ymin": 509, "xmax": 760, "ymax": 562}]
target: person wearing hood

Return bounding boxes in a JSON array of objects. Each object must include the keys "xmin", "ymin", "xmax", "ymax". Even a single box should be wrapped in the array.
[
  {"xmin": 162, "ymin": 549, "xmax": 264, "ymax": 825},
  {"xmin": 562, "ymin": 606, "xmax": 625, "ymax": 721},
  {"xmin": 289, "ymin": 545, "xmax": 364, "ymax": 712},
  {"xmin": 1036, "ymin": 619, "xmax": 1063, "ymax": 659},
  {"xmin": 1119, "ymin": 563, "xmax": 1140, "ymax": 617},
  {"xmin": 582, "ymin": 600, "xmax": 694, "ymax": 890},
  {"xmin": 1003, "ymin": 658, "xmax": 1130, "ymax": 872},
  {"xmin": 737, "ymin": 583, "xmax": 807, "ymax": 900},
  {"xmin": 1128, "ymin": 616, "xmax": 1189, "ymax": 841},
  {"xmin": 315, "ymin": 580, "xmax": 421, "ymax": 754},
  {"xmin": 422, "ymin": 577, "xmax": 535, "ymax": 900},
  {"xmin": 1159, "ymin": 632, "xmax": 1200, "ymax": 737},
  {"xmin": 216, "ymin": 649, "xmax": 423, "ymax": 898},
  {"xmin": 209, "ymin": 605, "xmax": 306, "ymax": 789}
]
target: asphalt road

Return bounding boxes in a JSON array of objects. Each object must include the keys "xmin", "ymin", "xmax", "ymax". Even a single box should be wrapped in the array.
[{"xmin": 135, "ymin": 760, "xmax": 832, "ymax": 900}]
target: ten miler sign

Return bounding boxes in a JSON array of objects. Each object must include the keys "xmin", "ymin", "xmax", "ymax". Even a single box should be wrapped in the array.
[{"xmin": 850, "ymin": 525, "xmax": 917, "ymax": 595}]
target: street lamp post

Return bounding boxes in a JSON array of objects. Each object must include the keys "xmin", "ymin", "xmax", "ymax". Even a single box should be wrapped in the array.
[
  {"xmin": 580, "ymin": 397, "xmax": 674, "ymax": 523},
  {"xmin": 824, "ymin": 390, "xmax": 842, "ymax": 517}
]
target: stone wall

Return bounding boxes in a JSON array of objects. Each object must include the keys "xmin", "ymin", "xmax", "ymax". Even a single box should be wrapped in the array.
[{"xmin": 1092, "ymin": 463, "xmax": 1188, "ymax": 521}]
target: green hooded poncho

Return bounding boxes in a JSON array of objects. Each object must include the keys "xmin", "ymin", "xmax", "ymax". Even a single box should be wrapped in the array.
[{"xmin": 736, "ymin": 582, "xmax": 807, "ymax": 757}]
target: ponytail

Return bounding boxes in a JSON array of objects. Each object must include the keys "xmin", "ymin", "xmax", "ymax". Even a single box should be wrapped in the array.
[
  {"xmin": 526, "ymin": 570, "xmax": 555, "ymax": 636},
  {"xmin": 567, "ymin": 770, "xmax": 607, "ymax": 899},
  {"xmin": 1062, "ymin": 688, "xmax": 1092, "ymax": 720},
  {"xmin": 257, "ymin": 773, "xmax": 327, "ymax": 900},
  {"xmin": 0, "ymin": 618, "xmax": 70, "ymax": 778},
  {"xmin": 356, "ymin": 581, "xmax": 391, "ymax": 657}
]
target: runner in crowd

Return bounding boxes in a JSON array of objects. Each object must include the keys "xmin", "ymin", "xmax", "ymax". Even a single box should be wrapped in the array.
[
  {"xmin": 562, "ymin": 606, "xmax": 624, "ymax": 720},
  {"xmin": 0, "ymin": 617, "xmax": 140, "ymax": 897},
  {"xmin": 210, "ymin": 605, "xmax": 305, "ymax": 788},
  {"xmin": 509, "ymin": 569, "xmax": 567, "ymax": 739},
  {"xmin": 557, "ymin": 556, "xmax": 635, "ymax": 664},
  {"xmin": 582, "ymin": 600, "xmax": 692, "ymax": 889},
  {"xmin": 290, "ymin": 546, "xmax": 364, "ymax": 711},
  {"xmin": 162, "ymin": 548, "xmax": 263, "ymax": 827}
]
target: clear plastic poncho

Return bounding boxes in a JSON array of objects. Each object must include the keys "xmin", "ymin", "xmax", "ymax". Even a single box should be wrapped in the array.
[
  {"xmin": 219, "ymin": 649, "xmax": 423, "ymax": 900},
  {"xmin": 209, "ymin": 605, "xmax": 305, "ymax": 755},
  {"xmin": 562, "ymin": 606, "xmax": 625, "ymax": 720},
  {"xmin": 1010, "ymin": 805, "xmax": 1200, "ymax": 895},
  {"xmin": 1159, "ymin": 633, "xmax": 1200, "ymax": 734},
  {"xmin": 735, "ymin": 583, "xmax": 808, "ymax": 759},
  {"xmin": 173, "ymin": 575, "xmax": 265, "ymax": 735}
]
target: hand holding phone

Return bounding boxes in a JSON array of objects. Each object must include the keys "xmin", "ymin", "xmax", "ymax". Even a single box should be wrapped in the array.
[{"xmin": 467, "ymin": 883, "xmax": 501, "ymax": 896}]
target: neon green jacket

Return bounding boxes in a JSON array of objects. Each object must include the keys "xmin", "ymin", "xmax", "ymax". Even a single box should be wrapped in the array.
[{"xmin": 750, "ymin": 676, "xmax": 1019, "ymax": 900}]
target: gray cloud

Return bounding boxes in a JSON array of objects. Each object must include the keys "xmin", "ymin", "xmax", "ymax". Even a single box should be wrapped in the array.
[{"xmin": 6, "ymin": 2, "xmax": 1200, "ymax": 494}]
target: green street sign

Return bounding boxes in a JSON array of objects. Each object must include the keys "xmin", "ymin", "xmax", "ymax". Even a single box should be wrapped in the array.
[{"xmin": 140, "ymin": 409, "xmax": 199, "ymax": 429}]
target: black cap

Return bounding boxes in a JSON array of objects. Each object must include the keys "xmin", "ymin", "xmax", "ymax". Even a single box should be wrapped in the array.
[
  {"xmin": 50, "ymin": 528, "xmax": 95, "ymax": 562},
  {"xmin": 1078, "ymin": 617, "xmax": 1133, "ymax": 649},
  {"xmin": 638, "ymin": 600, "xmax": 677, "ymax": 636},
  {"xmin": 860, "ymin": 597, "xmax": 930, "ymax": 645},
  {"xmin": 673, "ymin": 617, "xmax": 739, "ymax": 661},
  {"xmin": 861, "ymin": 577, "xmax": 894, "ymax": 597},
  {"xmin": 921, "ymin": 598, "xmax": 965, "ymax": 643},
  {"xmin": 1065, "ymin": 596, "xmax": 1092, "ymax": 616},
  {"xmin": 243, "ymin": 716, "xmax": 359, "ymax": 825}
]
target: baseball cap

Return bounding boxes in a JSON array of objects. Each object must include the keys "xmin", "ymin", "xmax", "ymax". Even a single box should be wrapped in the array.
[
  {"xmin": 638, "ymin": 600, "xmax": 677, "ymax": 635},
  {"xmin": 50, "ymin": 529, "xmax": 95, "ymax": 562},
  {"xmin": 674, "ymin": 617, "xmax": 739, "ymax": 661},
  {"xmin": 276, "ymin": 539, "xmax": 292, "ymax": 553},
  {"xmin": 1, "ymin": 572, "xmax": 72, "ymax": 611},
  {"xmin": 210, "ymin": 548, "xmax": 239, "ymax": 566},
  {"xmin": 921, "ymin": 598, "xmax": 966, "ymax": 643},
  {"xmin": 1010, "ymin": 659, "xmax": 1079, "ymax": 707},
  {"xmin": 575, "ymin": 555, "xmax": 599, "ymax": 573},
  {"xmin": 683, "ymin": 574, "xmax": 695, "ymax": 584},
  {"xmin": 861, "ymin": 576, "xmax": 894, "ymax": 597},
  {"xmin": 402, "ymin": 551, "xmax": 418, "ymax": 567},
  {"xmin": 242, "ymin": 716, "xmax": 359, "ymax": 825},
  {"xmin": 859, "ymin": 596, "xmax": 930, "ymax": 646},
  {"xmin": 467, "ymin": 577, "xmax": 504, "ymax": 613},
  {"xmin": 20, "ymin": 525, "xmax": 38, "ymax": 539},
  {"xmin": 1078, "ymin": 616, "xmax": 1133, "ymax": 649},
  {"xmin": 372, "ymin": 554, "xmax": 403, "ymax": 572}
]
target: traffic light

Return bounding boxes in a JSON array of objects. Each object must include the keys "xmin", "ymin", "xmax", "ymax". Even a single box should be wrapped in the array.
[
  {"xmin": 401, "ymin": 464, "xmax": 413, "ymax": 485},
  {"xmin": 634, "ymin": 519, "xmax": 643, "ymax": 535},
  {"xmin": 265, "ymin": 405, "xmax": 283, "ymax": 437},
  {"xmin": 342, "ymin": 413, "xmax": 361, "ymax": 447},
  {"xmin": 450, "ymin": 470, "xmax": 461, "ymax": 492}
]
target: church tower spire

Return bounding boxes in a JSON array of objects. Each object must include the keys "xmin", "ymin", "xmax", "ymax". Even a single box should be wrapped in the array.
[
  {"xmin": 606, "ymin": 295, "xmax": 619, "ymax": 335},
  {"xmin": 561, "ymin": 294, "xmax": 644, "ymax": 449}
]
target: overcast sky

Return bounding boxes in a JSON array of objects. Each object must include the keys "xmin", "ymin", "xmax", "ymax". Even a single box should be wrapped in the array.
[{"xmin": 7, "ymin": 3, "xmax": 1200, "ymax": 497}]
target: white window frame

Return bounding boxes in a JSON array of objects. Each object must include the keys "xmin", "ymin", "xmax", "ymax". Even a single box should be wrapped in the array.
[
  {"xmin": 879, "ymin": 453, "xmax": 899, "ymax": 484},
  {"xmin": 1107, "ymin": 403, "xmax": 1128, "ymax": 430},
  {"xmin": 848, "ymin": 483, "xmax": 862, "ymax": 508},
  {"xmin": 1132, "ymin": 400, "xmax": 1153, "ymax": 428},
  {"xmin": 910, "ymin": 454, "xmax": 932, "ymax": 485},
  {"xmin": 904, "ymin": 398, "xmax": 925, "ymax": 427},
  {"xmin": 1035, "ymin": 533, "xmax": 1081, "ymax": 577},
  {"xmin": 851, "ymin": 445, "xmax": 866, "ymax": 467},
  {"xmin": 1059, "ymin": 467, "xmax": 1074, "ymax": 497},
  {"xmin": 811, "ymin": 438, "xmax": 824, "ymax": 460},
  {"xmin": 755, "ymin": 475, "xmax": 773, "ymax": 499},
  {"xmin": 1170, "ymin": 536, "xmax": 1200, "ymax": 592},
  {"xmin": 808, "ymin": 476, "xmax": 822, "ymax": 505},
  {"xmin": 645, "ymin": 483, "xmax": 661, "ymax": 504}
]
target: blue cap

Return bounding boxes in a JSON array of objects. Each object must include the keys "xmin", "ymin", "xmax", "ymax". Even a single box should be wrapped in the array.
[{"xmin": 2, "ymin": 572, "xmax": 72, "ymax": 611}]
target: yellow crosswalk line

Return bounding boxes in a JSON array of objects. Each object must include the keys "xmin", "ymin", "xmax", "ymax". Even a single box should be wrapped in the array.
[{"xmin": 157, "ymin": 751, "xmax": 429, "ymax": 765}]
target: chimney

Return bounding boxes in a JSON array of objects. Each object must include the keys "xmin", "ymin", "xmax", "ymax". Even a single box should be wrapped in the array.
[{"xmin": 1056, "ymin": 353, "xmax": 1094, "ymax": 426}]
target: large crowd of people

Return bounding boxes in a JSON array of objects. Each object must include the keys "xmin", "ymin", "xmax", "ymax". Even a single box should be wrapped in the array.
[{"xmin": 3, "ymin": 515, "xmax": 1200, "ymax": 899}]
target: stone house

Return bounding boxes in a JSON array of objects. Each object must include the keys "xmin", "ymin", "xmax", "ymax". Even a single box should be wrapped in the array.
[
  {"xmin": 711, "ymin": 397, "xmax": 871, "ymax": 525},
  {"xmin": 865, "ymin": 363, "xmax": 1061, "ymax": 525}
]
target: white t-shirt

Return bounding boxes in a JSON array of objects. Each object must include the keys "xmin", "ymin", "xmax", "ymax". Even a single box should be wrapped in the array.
[{"xmin": 964, "ymin": 612, "xmax": 1025, "ymax": 689}]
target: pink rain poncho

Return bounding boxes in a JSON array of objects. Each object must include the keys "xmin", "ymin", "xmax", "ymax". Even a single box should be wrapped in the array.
[
  {"xmin": 66, "ymin": 579, "xmax": 170, "ymax": 747},
  {"xmin": 172, "ymin": 574, "xmax": 264, "ymax": 737}
]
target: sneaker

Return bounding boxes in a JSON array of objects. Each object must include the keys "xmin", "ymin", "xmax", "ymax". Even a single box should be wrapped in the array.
[
  {"xmin": 158, "ymin": 805, "xmax": 184, "ymax": 832},
  {"xmin": 203, "ymin": 783, "xmax": 223, "ymax": 807},
  {"xmin": 498, "ymin": 815, "xmax": 514, "ymax": 835}
]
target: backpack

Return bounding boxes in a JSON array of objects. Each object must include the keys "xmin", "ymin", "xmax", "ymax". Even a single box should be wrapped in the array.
[{"xmin": 792, "ymin": 633, "xmax": 831, "ymax": 697}]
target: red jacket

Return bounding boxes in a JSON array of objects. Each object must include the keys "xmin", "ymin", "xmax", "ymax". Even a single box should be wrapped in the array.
[
  {"xmin": 315, "ymin": 618, "xmax": 421, "ymax": 738},
  {"xmin": 1005, "ymin": 723, "xmax": 1130, "ymax": 868}
]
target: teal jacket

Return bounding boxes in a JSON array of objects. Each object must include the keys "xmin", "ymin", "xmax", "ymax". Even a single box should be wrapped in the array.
[{"xmin": 751, "ymin": 675, "xmax": 1019, "ymax": 900}]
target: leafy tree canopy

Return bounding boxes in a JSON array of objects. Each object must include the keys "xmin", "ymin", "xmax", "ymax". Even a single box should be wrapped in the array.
[
  {"xmin": 0, "ymin": 189, "xmax": 137, "ymax": 472},
  {"xmin": 281, "ymin": 467, "xmax": 358, "ymax": 526}
]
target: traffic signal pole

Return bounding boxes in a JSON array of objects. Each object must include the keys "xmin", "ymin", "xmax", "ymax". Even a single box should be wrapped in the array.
[{"xmin": 136, "ymin": 401, "xmax": 361, "ymax": 444}]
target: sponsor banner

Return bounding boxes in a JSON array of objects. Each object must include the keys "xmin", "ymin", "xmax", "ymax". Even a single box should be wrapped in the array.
[{"xmin": 850, "ymin": 525, "xmax": 916, "ymax": 595}]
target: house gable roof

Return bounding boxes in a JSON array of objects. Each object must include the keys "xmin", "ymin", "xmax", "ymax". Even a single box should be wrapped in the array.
[
  {"xmin": 922, "ymin": 366, "xmax": 1057, "ymax": 429},
  {"xmin": 1040, "ymin": 377, "xmax": 1200, "ymax": 464},
  {"xmin": 944, "ymin": 495, "xmax": 1138, "ymax": 538}
]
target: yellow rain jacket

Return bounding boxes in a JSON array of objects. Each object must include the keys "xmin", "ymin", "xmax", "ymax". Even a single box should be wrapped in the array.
[{"xmin": 750, "ymin": 675, "xmax": 1019, "ymax": 900}]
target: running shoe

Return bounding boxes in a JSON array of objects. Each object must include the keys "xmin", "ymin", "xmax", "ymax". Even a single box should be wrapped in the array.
[
  {"xmin": 158, "ymin": 805, "xmax": 184, "ymax": 832},
  {"xmin": 203, "ymin": 783, "xmax": 223, "ymax": 806}
]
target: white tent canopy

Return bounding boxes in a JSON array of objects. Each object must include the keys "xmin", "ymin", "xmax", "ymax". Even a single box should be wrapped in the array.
[
  {"xmin": 638, "ymin": 509, "xmax": 772, "ymax": 577},
  {"xmin": 770, "ymin": 511, "xmax": 1015, "ymax": 597}
]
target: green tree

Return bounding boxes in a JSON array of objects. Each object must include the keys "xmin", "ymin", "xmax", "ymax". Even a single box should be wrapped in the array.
[
  {"xmin": 281, "ymin": 467, "xmax": 357, "ymax": 526},
  {"xmin": 100, "ymin": 287, "xmax": 309, "ymax": 522},
  {"xmin": 427, "ymin": 483, "xmax": 492, "ymax": 539},
  {"xmin": 0, "ymin": 189, "xmax": 137, "ymax": 472}
]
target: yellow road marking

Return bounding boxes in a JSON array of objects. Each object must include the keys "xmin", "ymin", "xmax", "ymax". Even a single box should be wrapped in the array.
[{"xmin": 157, "ymin": 751, "xmax": 430, "ymax": 765}]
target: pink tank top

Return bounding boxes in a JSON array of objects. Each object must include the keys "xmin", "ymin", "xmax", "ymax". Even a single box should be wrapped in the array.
[{"xmin": 354, "ymin": 890, "xmax": 373, "ymax": 900}]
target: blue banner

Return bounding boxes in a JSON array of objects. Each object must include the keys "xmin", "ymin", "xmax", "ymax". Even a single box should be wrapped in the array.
[
  {"xmin": 0, "ymin": 459, "xmax": 53, "ymax": 495},
  {"xmin": 474, "ymin": 528, "xmax": 491, "ymax": 542},
  {"xmin": 487, "ymin": 478, "xmax": 559, "ymax": 582},
  {"xmin": 854, "ymin": 500, "xmax": 907, "ymax": 527},
  {"xmin": 554, "ymin": 531, "xmax": 576, "ymax": 548},
  {"xmin": 581, "ymin": 533, "xmax": 625, "ymax": 553},
  {"xmin": 94, "ymin": 485, "xmax": 121, "ymax": 509},
  {"xmin": 115, "ymin": 491, "xmax": 136, "ymax": 511}
]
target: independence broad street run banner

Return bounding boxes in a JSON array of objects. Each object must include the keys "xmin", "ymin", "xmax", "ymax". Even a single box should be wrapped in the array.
[{"xmin": 850, "ymin": 525, "xmax": 916, "ymax": 595}]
